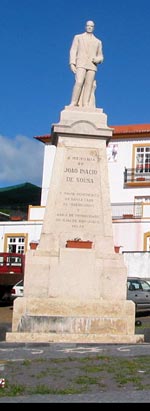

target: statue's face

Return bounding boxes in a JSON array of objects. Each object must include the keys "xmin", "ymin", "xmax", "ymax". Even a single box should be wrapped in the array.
[{"xmin": 86, "ymin": 21, "xmax": 95, "ymax": 33}]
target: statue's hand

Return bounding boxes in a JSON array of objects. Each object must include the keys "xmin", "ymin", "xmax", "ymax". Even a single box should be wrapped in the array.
[
  {"xmin": 92, "ymin": 56, "xmax": 104, "ymax": 64},
  {"xmin": 70, "ymin": 63, "xmax": 76, "ymax": 74},
  {"xmin": 92, "ymin": 58, "xmax": 98, "ymax": 65}
]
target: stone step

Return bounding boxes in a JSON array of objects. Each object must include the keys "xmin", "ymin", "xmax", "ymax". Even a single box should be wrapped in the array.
[{"xmin": 6, "ymin": 332, "xmax": 144, "ymax": 344}]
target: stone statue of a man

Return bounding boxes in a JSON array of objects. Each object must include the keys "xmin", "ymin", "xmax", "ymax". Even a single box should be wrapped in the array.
[{"xmin": 69, "ymin": 20, "xmax": 104, "ymax": 108}]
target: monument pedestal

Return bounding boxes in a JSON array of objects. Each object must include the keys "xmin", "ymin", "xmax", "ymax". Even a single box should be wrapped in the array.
[
  {"xmin": 6, "ymin": 107, "xmax": 144, "ymax": 343},
  {"xmin": 7, "ymin": 296, "xmax": 143, "ymax": 343}
]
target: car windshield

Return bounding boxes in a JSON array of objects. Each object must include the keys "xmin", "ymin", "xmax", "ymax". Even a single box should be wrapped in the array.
[
  {"xmin": 16, "ymin": 280, "xmax": 23, "ymax": 287},
  {"xmin": 128, "ymin": 279, "xmax": 150, "ymax": 291},
  {"xmin": 140, "ymin": 280, "xmax": 150, "ymax": 291}
]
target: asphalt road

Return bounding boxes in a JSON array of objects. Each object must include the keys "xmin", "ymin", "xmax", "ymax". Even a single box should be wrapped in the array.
[
  {"xmin": 0, "ymin": 303, "xmax": 150, "ymax": 403},
  {"xmin": 0, "ymin": 303, "xmax": 13, "ymax": 341},
  {"xmin": 0, "ymin": 341, "xmax": 150, "ymax": 402}
]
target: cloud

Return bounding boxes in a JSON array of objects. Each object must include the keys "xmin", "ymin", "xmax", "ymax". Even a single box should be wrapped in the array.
[{"xmin": 0, "ymin": 134, "xmax": 44, "ymax": 187}]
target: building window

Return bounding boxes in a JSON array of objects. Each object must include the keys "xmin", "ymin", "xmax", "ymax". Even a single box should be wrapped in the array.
[
  {"xmin": 144, "ymin": 232, "xmax": 150, "ymax": 251},
  {"xmin": 147, "ymin": 237, "xmax": 150, "ymax": 251},
  {"xmin": 136, "ymin": 146, "xmax": 150, "ymax": 173},
  {"xmin": 7, "ymin": 236, "xmax": 25, "ymax": 254},
  {"xmin": 134, "ymin": 196, "xmax": 150, "ymax": 218}
]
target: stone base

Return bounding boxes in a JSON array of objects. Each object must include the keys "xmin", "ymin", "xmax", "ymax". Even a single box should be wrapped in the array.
[
  {"xmin": 5, "ymin": 297, "xmax": 144, "ymax": 344},
  {"xmin": 52, "ymin": 106, "xmax": 113, "ymax": 137},
  {"xmin": 6, "ymin": 332, "xmax": 144, "ymax": 344}
]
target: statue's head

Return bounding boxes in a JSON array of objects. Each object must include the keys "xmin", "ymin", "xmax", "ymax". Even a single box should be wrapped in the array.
[{"xmin": 85, "ymin": 21, "xmax": 95, "ymax": 33}]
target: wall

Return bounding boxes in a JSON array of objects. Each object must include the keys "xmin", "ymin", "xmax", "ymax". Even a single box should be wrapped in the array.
[
  {"xmin": 112, "ymin": 220, "xmax": 145, "ymax": 251},
  {"xmin": 123, "ymin": 252, "xmax": 150, "ymax": 279},
  {"xmin": 0, "ymin": 221, "xmax": 43, "ymax": 251},
  {"xmin": 41, "ymin": 144, "xmax": 56, "ymax": 206}
]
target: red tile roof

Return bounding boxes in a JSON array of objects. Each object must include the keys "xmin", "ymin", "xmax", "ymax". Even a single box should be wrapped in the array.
[
  {"xmin": 34, "ymin": 135, "xmax": 51, "ymax": 143},
  {"xmin": 111, "ymin": 124, "xmax": 150, "ymax": 134},
  {"xmin": 34, "ymin": 124, "xmax": 150, "ymax": 142}
]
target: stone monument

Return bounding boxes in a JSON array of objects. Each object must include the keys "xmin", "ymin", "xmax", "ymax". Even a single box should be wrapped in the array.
[{"xmin": 6, "ymin": 21, "xmax": 144, "ymax": 343}]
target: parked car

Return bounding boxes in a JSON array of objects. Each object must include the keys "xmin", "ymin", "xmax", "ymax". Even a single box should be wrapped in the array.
[
  {"xmin": 127, "ymin": 277, "xmax": 150, "ymax": 314},
  {"xmin": 10, "ymin": 279, "xmax": 24, "ymax": 301}
]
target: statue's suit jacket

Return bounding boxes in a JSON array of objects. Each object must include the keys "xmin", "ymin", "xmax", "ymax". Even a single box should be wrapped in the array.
[{"xmin": 69, "ymin": 32, "xmax": 104, "ymax": 71}]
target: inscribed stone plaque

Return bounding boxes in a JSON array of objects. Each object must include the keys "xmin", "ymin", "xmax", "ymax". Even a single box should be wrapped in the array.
[{"xmin": 54, "ymin": 147, "xmax": 103, "ymax": 233}]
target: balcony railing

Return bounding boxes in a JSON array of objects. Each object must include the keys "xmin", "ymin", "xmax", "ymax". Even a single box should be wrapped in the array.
[
  {"xmin": 124, "ymin": 168, "xmax": 150, "ymax": 184},
  {"xmin": 111, "ymin": 202, "xmax": 143, "ymax": 219}
]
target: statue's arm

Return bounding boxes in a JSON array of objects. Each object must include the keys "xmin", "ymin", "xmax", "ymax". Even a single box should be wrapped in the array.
[
  {"xmin": 69, "ymin": 35, "xmax": 79, "ymax": 72},
  {"xmin": 92, "ymin": 40, "xmax": 104, "ymax": 65}
]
